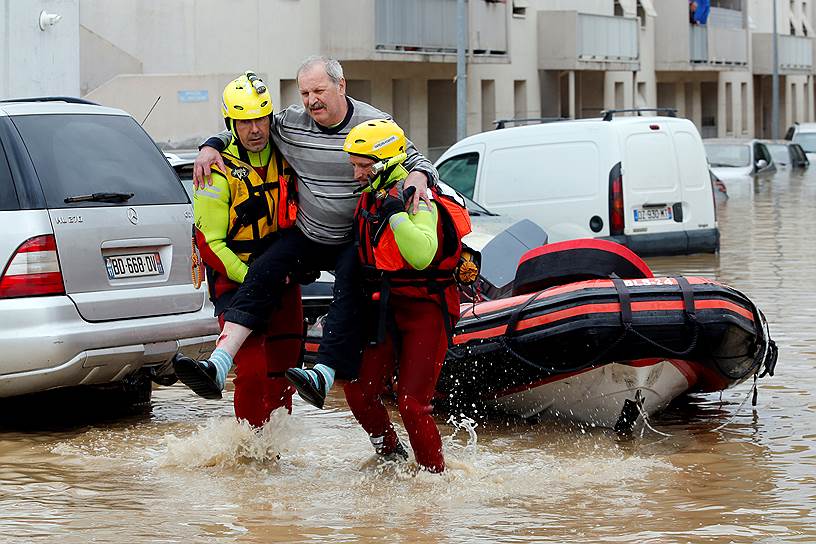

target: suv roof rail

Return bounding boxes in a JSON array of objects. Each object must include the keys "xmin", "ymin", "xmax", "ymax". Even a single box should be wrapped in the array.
[
  {"xmin": 601, "ymin": 108, "xmax": 677, "ymax": 122},
  {"xmin": 494, "ymin": 117, "xmax": 571, "ymax": 129},
  {"xmin": 0, "ymin": 96, "xmax": 100, "ymax": 106}
]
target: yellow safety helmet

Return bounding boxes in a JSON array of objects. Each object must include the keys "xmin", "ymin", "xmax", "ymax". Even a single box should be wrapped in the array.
[
  {"xmin": 343, "ymin": 119, "xmax": 406, "ymax": 161},
  {"xmin": 221, "ymin": 71, "xmax": 273, "ymax": 121}
]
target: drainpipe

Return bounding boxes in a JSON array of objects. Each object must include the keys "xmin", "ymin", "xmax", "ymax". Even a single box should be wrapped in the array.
[
  {"xmin": 772, "ymin": 0, "xmax": 780, "ymax": 139},
  {"xmin": 457, "ymin": 0, "xmax": 467, "ymax": 140}
]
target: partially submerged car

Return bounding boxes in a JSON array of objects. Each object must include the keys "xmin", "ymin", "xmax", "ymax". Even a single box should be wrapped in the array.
[
  {"xmin": 785, "ymin": 122, "xmax": 816, "ymax": 160},
  {"xmin": 762, "ymin": 140, "xmax": 809, "ymax": 170},
  {"xmin": 704, "ymin": 138, "xmax": 777, "ymax": 180},
  {"xmin": 0, "ymin": 98, "xmax": 219, "ymax": 404}
]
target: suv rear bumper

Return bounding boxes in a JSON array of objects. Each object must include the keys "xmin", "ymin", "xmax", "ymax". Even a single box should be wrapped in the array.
[
  {"xmin": 0, "ymin": 296, "xmax": 220, "ymax": 398},
  {"xmin": 605, "ymin": 228, "xmax": 720, "ymax": 257}
]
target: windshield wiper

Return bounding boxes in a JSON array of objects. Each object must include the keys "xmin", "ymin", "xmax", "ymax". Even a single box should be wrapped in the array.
[{"xmin": 64, "ymin": 192, "xmax": 134, "ymax": 203}]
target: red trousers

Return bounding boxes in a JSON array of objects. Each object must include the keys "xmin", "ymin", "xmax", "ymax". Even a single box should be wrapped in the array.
[
  {"xmin": 344, "ymin": 296, "xmax": 449, "ymax": 473},
  {"xmin": 218, "ymin": 284, "xmax": 303, "ymax": 428}
]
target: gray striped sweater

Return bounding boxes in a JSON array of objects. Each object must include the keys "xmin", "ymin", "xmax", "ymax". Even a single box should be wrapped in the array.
[{"xmin": 209, "ymin": 96, "xmax": 438, "ymax": 245}]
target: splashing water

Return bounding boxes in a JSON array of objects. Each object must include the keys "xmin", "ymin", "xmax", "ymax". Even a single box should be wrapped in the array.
[{"xmin": 158, "ymin": 409, "xmax": 298, "ymax": 469}]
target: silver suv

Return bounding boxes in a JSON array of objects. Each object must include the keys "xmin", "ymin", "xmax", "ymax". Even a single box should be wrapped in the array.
[{"xmin": 0, "ymin": 98, "xmax": 219, "ymax": 405}]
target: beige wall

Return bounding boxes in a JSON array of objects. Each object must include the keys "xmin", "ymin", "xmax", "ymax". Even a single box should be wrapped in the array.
[
  {"xmin": 85, "ymin": 73, "xmax": 250, "ymax": 149},
  {"xmin": 69, "ymin": 0, "xmax": 816, "ymax": 155},
  {"xmin": 1, "ymin": 0, "xmax": 80, "ymax": 99}
]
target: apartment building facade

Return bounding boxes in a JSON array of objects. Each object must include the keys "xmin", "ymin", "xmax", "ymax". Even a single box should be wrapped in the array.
[{"xmin": 2, "ymin": 0, "xmax": 815, "ymax": 153}]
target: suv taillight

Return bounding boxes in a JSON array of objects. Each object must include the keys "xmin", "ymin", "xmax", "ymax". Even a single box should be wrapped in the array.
[
  {"xmin": 0, "ymin": 235, "xmax": 65, "ymax": 298},
  {"xmin": 608, "ymin": 163, "xmax": 625, "ymax": 236}
]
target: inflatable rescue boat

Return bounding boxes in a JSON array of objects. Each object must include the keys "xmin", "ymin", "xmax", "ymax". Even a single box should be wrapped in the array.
[{"xmin": 304, "ymin": 228, "xmax": 778, "ymax": 430}]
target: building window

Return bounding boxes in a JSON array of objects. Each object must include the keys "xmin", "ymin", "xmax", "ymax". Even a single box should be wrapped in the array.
[{"xmin": 512, "ymin": 0, "xmax": 527, "ymax": 18}]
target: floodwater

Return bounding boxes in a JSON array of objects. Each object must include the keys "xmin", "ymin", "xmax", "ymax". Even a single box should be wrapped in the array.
[{"xmin": 1, "ymin": 169, "xmax": 815, "ymax": 543}]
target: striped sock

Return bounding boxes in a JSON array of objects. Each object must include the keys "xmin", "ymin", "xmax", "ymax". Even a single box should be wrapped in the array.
[
  {"xmin": 209, "ymin": 348, "xmax": 234, "ymax": 390},
  {"xmin": 312, "ymin": 363, "xmax": 335, "ymax": 394}
]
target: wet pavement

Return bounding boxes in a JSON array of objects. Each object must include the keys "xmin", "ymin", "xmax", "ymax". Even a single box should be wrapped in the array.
[{"xmin": 1, "ymin": 168, "xmax": 814, "ymax": 543}]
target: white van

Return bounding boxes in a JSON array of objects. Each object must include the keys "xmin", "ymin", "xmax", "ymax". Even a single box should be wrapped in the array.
[{"xmin": 435, "ymin": 112, "xmax": 719, "ymax": 256}]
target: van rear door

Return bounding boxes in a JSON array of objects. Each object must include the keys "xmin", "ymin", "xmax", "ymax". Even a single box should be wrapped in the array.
[
  {"xmin": 11, "ymin": 112, "xmax": 204, "ymax": 322},
  {"xmin": 667, "ymin": 121, "xmax": 716, "ymax": 235},
  {"xmin": 620, "ymin": 121, "xmax": 685, "ymax": 238}
]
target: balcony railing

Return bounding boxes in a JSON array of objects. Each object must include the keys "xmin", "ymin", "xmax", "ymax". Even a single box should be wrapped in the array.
[
  {"xmin": 690, "ymin": 24, "xmax": 748, "ymax": 65},
  {"xmin": 374, "ymin": 0, "xmax": 506, "ymax": 55},
  {"xmin": 779, "ymin": 34, "xmax": 813, "ymax": 71},
  {"xmin": 752, "ymin": 33, "xmax": 814, "ymax": 73},
  {"xmin": 538, "ymin": 11, "xmax": 639, "ymax": 70},
  {"xmin": 577, "ymin": 13, "xmax": 638, "ymax": 61}
]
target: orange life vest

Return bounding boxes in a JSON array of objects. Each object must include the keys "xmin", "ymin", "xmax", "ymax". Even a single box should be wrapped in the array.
[{"xmin": 355, "ymin": 184, "xmax": 472, "ymax": 339}]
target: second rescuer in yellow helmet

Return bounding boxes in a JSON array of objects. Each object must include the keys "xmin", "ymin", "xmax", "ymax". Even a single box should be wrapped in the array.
[{"xmin": 343, "ymin": 119, "xmax": 408, "ymax": 193}]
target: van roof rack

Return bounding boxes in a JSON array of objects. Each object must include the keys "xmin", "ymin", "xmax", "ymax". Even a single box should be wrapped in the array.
[
  {"xmin": 0, "ymin": 96, "xmax": 100, "ymax": 106},
  {"xmin": 601, "ymin": 108, "xmax": 677, "ymax": 122},
  {"xmin": 494, "ymin": 117, "xmax": 570, "ymax": 129}
]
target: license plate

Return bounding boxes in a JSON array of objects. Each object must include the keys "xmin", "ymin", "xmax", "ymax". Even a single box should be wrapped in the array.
[
  {"xmin": 105, "ymin": 252, "xmax": 164, "ymax": 279},
  {"xmin": 634, "ymin": 206, "xmax": 672, "ymax": 222}
]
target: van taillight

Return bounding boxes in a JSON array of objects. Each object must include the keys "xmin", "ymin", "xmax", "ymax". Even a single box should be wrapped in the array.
[
  {"xmin": 0, "ymin": 235, "xmax": 65, "ymax": 298},
  {"xmin": 608, "ymin": 163, "xmax": 625, "ymax": 236}
]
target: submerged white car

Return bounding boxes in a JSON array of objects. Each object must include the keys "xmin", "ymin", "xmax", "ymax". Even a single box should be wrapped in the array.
[{"xmin": 704, "ymin": 138, "xmax": 777, "ymax": 180}]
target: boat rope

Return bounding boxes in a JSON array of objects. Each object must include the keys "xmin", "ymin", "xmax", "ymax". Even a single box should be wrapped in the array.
[
  {"xmin": 635, "ymin": 398, "xmax": 672, "ymax": 438},
  {"xmin": 710, "ymin": 374, "xmax": 758, "ymax": 432}
]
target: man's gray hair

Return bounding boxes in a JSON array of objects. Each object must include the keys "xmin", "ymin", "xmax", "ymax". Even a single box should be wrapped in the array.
[{"xmin": 297, "ymin": 55, "xmax": 345, "ymax": 86}]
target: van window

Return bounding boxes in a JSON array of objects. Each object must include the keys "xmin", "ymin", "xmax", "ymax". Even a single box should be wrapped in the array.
[
  {"xmin": 483, "ymin": 141, "xmax": 599, "ymax": 204},
  {"xmin": 437, "ymin": 153, "xmax": 479, "ymax": 198},
  {"xmin": 624, "ymin": 132, "xmax": 679, "ymax": 191},
  {"xmin": 11, "ymin": 114, "xmax": 189, "ymax": 209},
  {"xmin": 673, "ymin": 131, "xmax": 708, "ymax": 190},
  {"xmin": 0, "ymin": 143, "xmax": 20, "ymax": 210}
]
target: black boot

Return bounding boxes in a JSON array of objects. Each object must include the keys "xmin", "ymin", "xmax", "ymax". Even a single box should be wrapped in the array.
[
  {"xmin": 172, "ymin": 354, "xmax": 222, "ymax": 400},
  {"xmin": 285, "ymin": 367, "xmax": 327, "ymax": 409}
]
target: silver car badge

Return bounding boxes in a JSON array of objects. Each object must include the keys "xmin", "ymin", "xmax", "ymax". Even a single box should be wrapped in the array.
[{"xmin": 127, "ymin": 208, "xmax": 139, "ymax": 225}]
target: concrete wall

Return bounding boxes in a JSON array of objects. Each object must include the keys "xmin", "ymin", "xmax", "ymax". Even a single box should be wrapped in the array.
[
  {"xmin": 0, "ymin": 0, "xmax": 79, "ymax": 99},
  {"xmin": 56, "ymin": 0, "xmax": 816, "ymax": 153},
  {"xmin": 85, "ymin": 73, "xmax": 249, "ymax": 149}
]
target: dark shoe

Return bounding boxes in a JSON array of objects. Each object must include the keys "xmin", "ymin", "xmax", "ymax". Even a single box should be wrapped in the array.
[
  {"xmin": 172, "ymin": 354, "xmax": 222, "ymax": 400},
  {"xmin": 379, "ymin": 439, "xmax": 409, "ymax": 462},
  {"xmin": 285, "ymin": 367, "xmax": 326, "ymax": 409}
]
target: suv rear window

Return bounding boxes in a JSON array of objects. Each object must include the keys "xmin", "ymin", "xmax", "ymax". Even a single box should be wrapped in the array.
[
  {"xmin": 12, "ymin": 114, "xmax": 189, "ymax": 208},
  {"xmin": 0, "ymin": 142, "xmax": 20, "ymax": 210}
]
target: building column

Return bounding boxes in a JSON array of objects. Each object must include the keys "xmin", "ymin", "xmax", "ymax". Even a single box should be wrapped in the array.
[
  {"xmin": 568, "ymin": 70, "xmax": 576, "ymax": 119},
  {"xmin": 717, "ymin": 77, "xmax": 727, "ymax": 138},
  {"xmin": 371, "ymin": 78, "xmax": 393, "ymax": 117},
  {"xmin": 785, "ymin": 77, "xmax": 793, "ymax": 130},
  {"xmin": 675, "ymin": 82, "xmax": 687, "ymax": 118},
  {"xmin": 409, "ymin": 78, "xmax": 429, "ymax": 155},
  {"xmin": 690, "ymin": 81, "xmax": 703, "ymax": 129}
]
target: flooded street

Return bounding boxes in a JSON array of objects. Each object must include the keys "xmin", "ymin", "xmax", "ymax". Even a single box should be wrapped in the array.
[{"xmin": 1, "ymin": 169, "xmax": 815, "ymax": 543}]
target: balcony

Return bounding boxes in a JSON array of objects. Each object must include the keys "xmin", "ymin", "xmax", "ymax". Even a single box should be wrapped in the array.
[
  {"xmin": 753, "ymin": 34, "xmax": 814, "ymax": 74},
  {"xmin": 538, "ymin": 11, "xmax": 639, "ymax": 71},
  {"xmin": 320, "ymin": 0, "xmax": 508, "ymax": 64},
  {"xmin": 656, "ymin": 3, "xmax": 748, "ymax": 70},
  {"xmin": 690, "ymin": 25, "xmax": 748, "ymax": 65}
]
